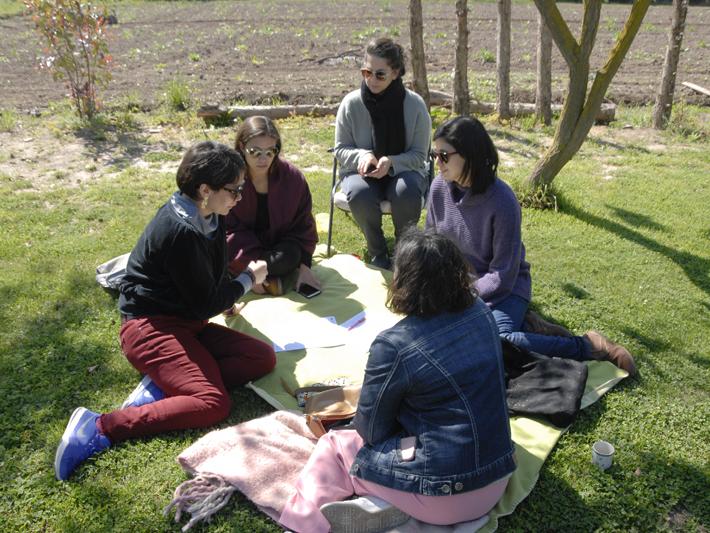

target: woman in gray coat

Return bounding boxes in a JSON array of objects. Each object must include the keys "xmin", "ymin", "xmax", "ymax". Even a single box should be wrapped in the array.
[{"xmin": 334, "ymin": 37, "xmax": 431, "ymax": 270}]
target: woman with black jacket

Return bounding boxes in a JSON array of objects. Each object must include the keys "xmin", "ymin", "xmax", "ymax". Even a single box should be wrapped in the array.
[{"xmin": 54, "ymin": 141, "xmax": 276, "ymax": 481}]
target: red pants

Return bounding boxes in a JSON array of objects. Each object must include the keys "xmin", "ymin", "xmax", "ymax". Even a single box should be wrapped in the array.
[{"xmin": 98, "ymin": 315, "xmax": 276, "ymax": 443}]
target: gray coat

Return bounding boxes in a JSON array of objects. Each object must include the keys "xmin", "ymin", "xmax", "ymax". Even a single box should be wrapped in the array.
[{"xmin": 334, "ymin": 88, "xmax": 431, "ymax": 178}]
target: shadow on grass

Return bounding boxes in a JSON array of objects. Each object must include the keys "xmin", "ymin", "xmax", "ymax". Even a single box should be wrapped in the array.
[
  {"xmin": 586, "ymin": 136, "xmax": 652, "ymax": 154},
  {"xmin": 618, "ymin": 326, "xmax": 671, "ymax": 353},
  {"xmin": 560, "ymin": 197, "xmax": 710, "ymax": 297},
  {"xmin": 0, "ymin": 272, "xmax": 119, "ymax": 449},
  {"xmin": 69, "ymin": 117, "xmax": 182, "ymax": 173},
  {"xmin": 606, "ymin": 205, "xmax": 668, "ymax": 233},
  {"xmin": 501, "ymin": 469, "xmax": 599, "ymax": 530},
  {"xmin": 561, "ymin": 282, "xmax": 591, "ymax": 300}
]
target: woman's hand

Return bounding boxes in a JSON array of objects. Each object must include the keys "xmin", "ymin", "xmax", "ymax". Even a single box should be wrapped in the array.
[
  {"xmin": 357, "ymin": 153, "xmax": 378, "ymax": 176},
  {"xmin": 296, "ymin": 264, "xmax": 321, "ymax": 291},
  {"xmin": 247, "ymin": 260, "xmax": 268, "ymax": 285},
  {"xmin": 365, "ymin": 156, "xmax": 392, "ymax": 179}
]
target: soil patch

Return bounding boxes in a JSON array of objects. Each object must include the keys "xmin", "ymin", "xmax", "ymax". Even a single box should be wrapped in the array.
[{"xmin": 1, "ymin": 2, "xmax": 709, "ymax": 112}]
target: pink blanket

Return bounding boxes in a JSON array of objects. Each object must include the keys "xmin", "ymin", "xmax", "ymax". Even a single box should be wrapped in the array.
[{"xmin": 166, "ymin": 411, "xmax": 316, "ymax": 530}]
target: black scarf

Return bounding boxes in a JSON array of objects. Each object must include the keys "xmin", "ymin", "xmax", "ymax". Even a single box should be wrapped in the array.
[{"xmin": 360, "ymin": 77, "xmax": 406, "ymax": 159}]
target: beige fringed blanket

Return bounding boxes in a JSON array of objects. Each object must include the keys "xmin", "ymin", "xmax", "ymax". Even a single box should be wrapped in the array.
[{"xmin": 165, "ymin": 411, "xmax": 316, "ymax": 531}]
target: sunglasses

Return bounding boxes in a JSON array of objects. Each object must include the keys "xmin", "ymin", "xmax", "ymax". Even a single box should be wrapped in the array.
[
  {"xmin": 245, "ymin": 146, "xmax": 279, "ymax": 159},
  {"xmin": 360, "ymin": 67, "xmax": 389, "ymax": 81},
  {"xmin": 223, "ymin": 183, "xmax": 245, "ymax": 199},
  {"xmin": 430, "ymin": 149, "xmax": 459, "ymax": 164}
]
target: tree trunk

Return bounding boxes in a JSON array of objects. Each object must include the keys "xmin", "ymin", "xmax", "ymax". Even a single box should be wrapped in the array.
[
  {"xmin": 409, "ymin": 0, "xmax": 430, "ymax": 110},
  {"xmin": 453, "ymin": 0, "xmax": 470, "ymax": 116},
  {"xmin": 535, "ymin": 11, "xmax": 552, "ymax": 125},
  {"xmin": 526, "ymin": 0, "xmax": 651, "ymax": 190},
  {"xmin": 652, "ymin": 0, "xmax": 688, "ymax": 129},
  {"xmin": 496, "ymin": 0, "xmax": 511, "ymax": 119}
]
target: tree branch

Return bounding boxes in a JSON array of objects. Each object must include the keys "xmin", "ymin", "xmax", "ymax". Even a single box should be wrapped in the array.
[
  {"xmin": 533, "ymin": 0, "xmax": 579, "ymax": 67},
  {"xmin": 579, "ymin": 0, "xmax": 602, "ymax": 60}
]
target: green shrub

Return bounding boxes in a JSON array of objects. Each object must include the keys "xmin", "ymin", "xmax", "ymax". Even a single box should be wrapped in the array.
[
  {"xmin": 0, "ymin": 109, "xmax": 18, "ymax": 132},
  {"xmin": 163, "ymin": 78, "xmax": 191, "ymax": 112},
  {"xmin": 24, "ymin": 0, "xmax": 112, "ymax": 119}
]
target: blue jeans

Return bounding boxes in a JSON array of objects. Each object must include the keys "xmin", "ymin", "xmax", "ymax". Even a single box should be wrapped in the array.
[
  {"xmin": 491, "ymin": 294, "xmax": 590, "ymax": 360},
  {"xmin": 341, "ymin": 171, "xmax": 427, "ymax": 258}
]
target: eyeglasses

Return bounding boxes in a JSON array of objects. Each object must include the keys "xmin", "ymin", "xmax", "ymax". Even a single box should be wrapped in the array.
[
  {"xmin": 245, "ymin": 146, "xmax": 278, "ymax": 159},
  {"xmin": 430, "ymin": 149, "xmax": 459, "ymax": 164},
  {"xmin": 360, "ymin": 67, "xmax": 389, "ymax": 81},
  {"xmin": 223, "ymin": 183, "xmax": 244, "ymax": 199}
]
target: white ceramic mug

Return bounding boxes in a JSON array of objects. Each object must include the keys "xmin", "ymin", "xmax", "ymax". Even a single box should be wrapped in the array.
[{"xmin": 592, "ymin": 440, "xmax": 615, "ymax": 470}]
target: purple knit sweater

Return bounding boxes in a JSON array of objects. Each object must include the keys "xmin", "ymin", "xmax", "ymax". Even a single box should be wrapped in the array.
[{"xmin": 425, "ymin": 176, "xmax": 531, "ymax": 307}]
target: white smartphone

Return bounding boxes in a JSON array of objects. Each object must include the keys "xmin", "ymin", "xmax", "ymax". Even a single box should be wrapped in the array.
[{"xmin": 400, "ymin": 436, "xmax": 416, "ymax": 461}]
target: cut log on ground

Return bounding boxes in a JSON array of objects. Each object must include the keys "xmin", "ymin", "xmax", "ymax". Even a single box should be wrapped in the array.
[
  {"xmin": 197, "ymin": 99, "xmax": 616, "ymax": 124},
  {"xmin": 681, "ymin": 81, "xmax": 710, "ymax": 97}
]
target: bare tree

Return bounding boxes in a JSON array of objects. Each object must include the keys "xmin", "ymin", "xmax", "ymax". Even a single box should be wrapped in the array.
[
  {"xmin": 409, "ymin": 0, "xmax": 430, "ymax": 110},
  {"xmin": 453, "ymin": 0, "xmax": 469, "ymax": 115},
  {"xmin": 496, "ymin": 0, "xmax": 511, "ymax": 119},
  {"xmin": 535, "ymin": 11, "xmax": 552, "ymax": 125},
  {"xmin": 526, "ymin": 0, "xmax": 651, "ymax": 190},
  {"xmin": 653, "ymin": 0, "xmax": 689, "ymax": 129}
]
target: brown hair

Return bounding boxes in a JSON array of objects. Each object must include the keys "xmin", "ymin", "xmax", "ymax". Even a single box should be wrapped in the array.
[
  {"xmin": 366, "ymin": 37, "xmax": 406, "ymax": 76},
  {"xmin": 387, "ymin": 228, "xmax": 476, "ymax": 317},
  {"xmin": 234, "ymin": 115, "xmax": 282, "ymax": 177}
]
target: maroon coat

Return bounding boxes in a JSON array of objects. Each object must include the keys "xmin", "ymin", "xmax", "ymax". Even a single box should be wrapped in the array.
[{"xmin": 225, "ymin": 158, "xmax": 317, "ymax": 273}]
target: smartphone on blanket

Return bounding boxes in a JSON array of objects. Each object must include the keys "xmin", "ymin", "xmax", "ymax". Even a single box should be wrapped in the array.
[{"xmin": 296, "ymin": 283, "xmax": 321, "ymax": 299}]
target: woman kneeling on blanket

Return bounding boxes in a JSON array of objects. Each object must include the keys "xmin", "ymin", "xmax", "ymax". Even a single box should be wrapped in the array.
[
  {"xmin": 279, "ymin": 228, "xmax": 516, "ymax": 533},
  {"xmin": 54, "ymin": 142, "xmax": 276, "ymax": 481}
]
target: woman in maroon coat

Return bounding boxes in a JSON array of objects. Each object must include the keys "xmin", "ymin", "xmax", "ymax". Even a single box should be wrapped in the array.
[{"xmin": 226, "ymin": 116, "xmax": 319, "ymax": 296}]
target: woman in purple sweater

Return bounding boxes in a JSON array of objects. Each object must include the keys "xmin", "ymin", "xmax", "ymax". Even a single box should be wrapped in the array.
[
  {"xmin": 226, "ymin": 116, "xmax": 319, "ymax": 296},
  {"xmin": 425, "ymin": 116, "xmax": 636, "ymax": 375}
]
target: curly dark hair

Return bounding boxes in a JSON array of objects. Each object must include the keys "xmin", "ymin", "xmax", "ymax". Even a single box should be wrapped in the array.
[
  {"xmin": 387, "ymin": 228, "xmax": 476, "ymax": 317},
  {"xmin": 175, "ymin": 141, "xmax": 245, "ymax": 199}
]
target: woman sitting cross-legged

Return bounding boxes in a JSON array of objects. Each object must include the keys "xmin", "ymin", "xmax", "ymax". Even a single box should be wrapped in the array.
[
  {"xmin": 54, "ymin": 141, "xmax": 276, "ymax": 481},
  {"xmin": 226, "ymin": 115, "xmax": 319, "ymax": 296},
  {"xmin": 278, "ymin": 228, "xmax": 516, "ymax": 533},
  {"xmin": 425, "ymin": 116, "xmax": 636, "ymax": 375}
]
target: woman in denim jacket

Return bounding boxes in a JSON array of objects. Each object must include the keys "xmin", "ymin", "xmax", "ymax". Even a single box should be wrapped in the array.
[{"xmin": 279, "ymin": 228, "xmax": 516, "ymax": 533}]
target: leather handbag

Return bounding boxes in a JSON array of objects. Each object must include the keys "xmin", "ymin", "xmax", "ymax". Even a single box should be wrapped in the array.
[{"xmin": 303, "ymin": 385, "xmax": 361, "ymax": 438}]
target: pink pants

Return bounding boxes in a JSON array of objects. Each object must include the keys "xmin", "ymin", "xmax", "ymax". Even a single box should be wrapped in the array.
[
  {"xmin": 279, "ymin": 430, "xmax": 509, "ymax": 533},
  {"xmin": 98, "ymin": 315, "xmax": 276, "ymax": 442}
]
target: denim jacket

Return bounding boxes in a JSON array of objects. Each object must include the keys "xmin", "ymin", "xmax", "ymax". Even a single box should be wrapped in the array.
[{"xmin": 351, "ymin": 297, "xmax": 516, "ymax": 496}]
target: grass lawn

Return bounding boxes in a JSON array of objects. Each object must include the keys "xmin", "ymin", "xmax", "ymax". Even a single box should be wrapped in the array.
[{"xmin": 0, "ymin": 103, "xmax": 708, "ymax": 532}]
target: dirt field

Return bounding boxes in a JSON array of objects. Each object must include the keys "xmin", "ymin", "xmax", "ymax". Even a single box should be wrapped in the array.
[{"xmin": 1, "ymin": 1, "xmax": 710, "ymax": 112}]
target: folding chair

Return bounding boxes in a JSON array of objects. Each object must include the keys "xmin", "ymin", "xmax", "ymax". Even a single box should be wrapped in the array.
[{"xmin": 326, "ymin": 150, "xmax": 435, "ymax": 256}]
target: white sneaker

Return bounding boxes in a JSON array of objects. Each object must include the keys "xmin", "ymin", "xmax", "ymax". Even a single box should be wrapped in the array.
[{"xmin": 320, "ymin": 495, "xmax": 409, "ymax": 533}]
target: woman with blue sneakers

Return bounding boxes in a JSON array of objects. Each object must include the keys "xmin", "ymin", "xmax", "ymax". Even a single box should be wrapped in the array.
[
  {"xmin": 279, "ymin": 229, "xmax": 516, "ymax": 533},
  {"xmin": 54, "ymin": 142, "xmax": 276, "ymax": 481}
]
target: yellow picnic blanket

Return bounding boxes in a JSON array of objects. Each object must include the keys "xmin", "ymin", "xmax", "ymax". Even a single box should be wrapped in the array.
[{"xmin": 212, "ymin": 249, "xmax": 627, "ymax": 531}]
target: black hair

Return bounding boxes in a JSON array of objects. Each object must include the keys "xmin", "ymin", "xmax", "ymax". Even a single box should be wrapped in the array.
[
  {"xmin": 387, "ymin": 227, "xmax": 476, "ymax": 317},
  {"xmin": 365, "ymin": 37, "xmax": 406, "ymax": 76},
  {"xmin": 433, "ymin": 116, "xmax": 498, "ymax": 195},
  {"xmin": 176, "ymin": 141, "xmax": 245, "ymax": 199}
]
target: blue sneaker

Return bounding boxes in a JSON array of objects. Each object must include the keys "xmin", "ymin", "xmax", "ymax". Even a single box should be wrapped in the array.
[
  {"xmin": 121, "ymin": 375, "xmax": 165, "ymax": 409},
  {"xmin": 54, "ymin": 407, "xmax": 111, "ymax": 481}
]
